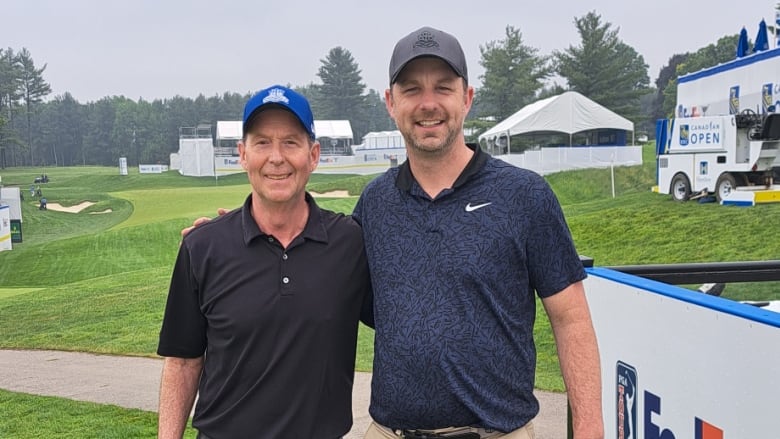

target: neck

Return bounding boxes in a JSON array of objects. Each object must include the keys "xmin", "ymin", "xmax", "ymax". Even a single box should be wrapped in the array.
[
  {"xmin": 408, "ymin": 141, "xmax": 474, "ymax": 198},
  {"xmin": 251, "ymin": 194, "xmax": 309, "ymax": 248}
]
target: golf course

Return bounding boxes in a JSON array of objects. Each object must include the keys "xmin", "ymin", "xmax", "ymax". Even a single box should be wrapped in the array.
[{"xmin": 1, "ymin": 145, "xmax": 778, "ymax": 438}]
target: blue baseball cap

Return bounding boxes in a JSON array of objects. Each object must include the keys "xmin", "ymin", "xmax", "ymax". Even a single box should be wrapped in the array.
[{"xmin": 242, "ymin": 85, "xmax": 316, "ymax": 140}]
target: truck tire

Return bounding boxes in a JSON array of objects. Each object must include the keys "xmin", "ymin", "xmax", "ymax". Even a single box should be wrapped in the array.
[
  {"xmin": 670, "ymin": 173, "xmax": 691, "ymax": 201},
  {"xmin": 716, "ymin": 173, "xmax": 737, "ymax": 203}
]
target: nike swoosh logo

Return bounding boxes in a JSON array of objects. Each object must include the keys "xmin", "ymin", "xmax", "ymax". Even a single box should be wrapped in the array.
[{"xmin": 465, "ymin": 202, "xmax": 492, "ymax": 212}]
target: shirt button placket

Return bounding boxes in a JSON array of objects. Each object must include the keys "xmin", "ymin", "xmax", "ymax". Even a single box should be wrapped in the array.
[{"xmin": 281, "ymin": 252, "xmax": 291, "ymax": 294}]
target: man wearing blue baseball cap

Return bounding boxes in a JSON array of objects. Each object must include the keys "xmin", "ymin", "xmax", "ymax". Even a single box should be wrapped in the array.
[{"xmin": 157, "ymin": 85, "xmax": 372, "ymax": 439}]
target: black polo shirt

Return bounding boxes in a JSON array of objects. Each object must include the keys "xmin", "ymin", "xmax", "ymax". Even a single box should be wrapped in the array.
[{"xmin": 158, "ymin": 193, "xmax": 372, "ymax": 439}]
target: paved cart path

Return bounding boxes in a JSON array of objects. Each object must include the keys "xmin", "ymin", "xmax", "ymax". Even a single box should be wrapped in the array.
[{"xmin": 0, "ymin": 350, "xmax": 568, "ymax": 438}]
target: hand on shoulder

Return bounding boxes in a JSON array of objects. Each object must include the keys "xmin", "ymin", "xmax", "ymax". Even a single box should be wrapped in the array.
[{"xmin": 181, "ymin": 208, "xmax": 230, "ymax": 237}]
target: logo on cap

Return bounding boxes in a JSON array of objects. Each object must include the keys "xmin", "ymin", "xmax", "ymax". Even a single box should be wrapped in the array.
[
  {"xmin": 262, "ymin": 88, "xmax": 290, "ymax": 105},
  {"xmin": 414, "ymin": 31, "xmax": 439, "ymax": 49}
]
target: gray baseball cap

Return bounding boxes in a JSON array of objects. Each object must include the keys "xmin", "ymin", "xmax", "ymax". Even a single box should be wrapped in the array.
[{"xmin": 388, "ymin": 26, "xmax": 468, "ymax": 85}]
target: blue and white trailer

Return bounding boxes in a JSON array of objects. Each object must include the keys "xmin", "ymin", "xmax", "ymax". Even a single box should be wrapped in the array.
[{"xmin": 656, "ymin": 47, "xmax": 780, "ymax": 204}]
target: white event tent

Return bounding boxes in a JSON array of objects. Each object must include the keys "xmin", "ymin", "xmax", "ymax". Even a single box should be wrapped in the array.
[
  {"xmin": 216, "ymin": 121, "xmax": 242, "ymax": 141},
  {"xmin": 315, "ymin": 120, "xmax": 354, "ymax": 155},
  {"xmin": 478, "ymin": 91, "xmax": 634, "ymax": 148},
  {"xmin": 314, "ymin": 120, "xmax": 353, "ymax": 140},
  {"xmin": 213, "ymin": 120, "xmax": 354, "ymax": 142}
]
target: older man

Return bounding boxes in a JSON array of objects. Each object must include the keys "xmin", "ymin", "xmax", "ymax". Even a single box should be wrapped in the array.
[{"xmin": 158, "ymin": 85, "xmax": 372, "ymax": 439}]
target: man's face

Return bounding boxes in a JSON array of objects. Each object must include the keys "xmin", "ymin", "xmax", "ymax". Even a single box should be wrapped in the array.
[
  {"xmin": 238, "ymin": 108, "xmax": 319, "ymax": 207},
  {"xmin": 386, "ymin": 57, "xmax": 473, "ymax": 156}
]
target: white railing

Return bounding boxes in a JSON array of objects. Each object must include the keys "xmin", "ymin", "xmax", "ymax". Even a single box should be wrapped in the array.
[
  {"xmin": 495, "ymin": 145, "xmax": 643, "ymax": 175},
  {"xmin": 313, "ymin": 146, "xmax": 643, "ymax": 176}
]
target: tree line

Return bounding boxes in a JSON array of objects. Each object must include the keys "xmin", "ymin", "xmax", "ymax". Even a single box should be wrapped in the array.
[{"xmin": 0, "ymin": 10, "xmax": 765, "ymax": 168}]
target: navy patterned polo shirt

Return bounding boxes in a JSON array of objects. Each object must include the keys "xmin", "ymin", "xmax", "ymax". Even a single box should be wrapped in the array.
[{"xmin": 353, "ymin": 144, "xmax": 586, "ymax": 432}]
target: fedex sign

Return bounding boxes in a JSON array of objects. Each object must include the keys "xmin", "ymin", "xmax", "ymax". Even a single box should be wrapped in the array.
[
  {"xmin": 617, "ymin": 362, "xmax": 723, "ymax": 439},
  {"xmin": 645, "ymin": 391, "xmax": 723, "ymax": 439}
]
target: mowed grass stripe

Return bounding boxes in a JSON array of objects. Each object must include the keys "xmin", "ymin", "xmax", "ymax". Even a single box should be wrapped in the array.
[{"xmin": 0, "ymin": 288, "xmax": 42, "ymax": 299}]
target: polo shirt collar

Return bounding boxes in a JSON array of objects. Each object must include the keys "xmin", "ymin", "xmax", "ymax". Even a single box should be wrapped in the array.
[
  {"xmin": 395, "ymin": 143, "xmax": 488, "ymax": 192},
  {"xmin": 240, "ymin": 193, "xmax": 328, "ymax": 245}
]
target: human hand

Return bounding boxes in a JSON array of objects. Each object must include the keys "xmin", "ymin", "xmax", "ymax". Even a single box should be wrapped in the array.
[{"xmin": 181, "ymin": 208, "xmax": 229, "ymax": 237}]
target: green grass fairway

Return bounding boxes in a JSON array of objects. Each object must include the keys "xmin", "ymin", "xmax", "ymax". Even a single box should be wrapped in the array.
[{"xmin": 0, "ymin": 389, "xmax": 198, "ymax": 438}]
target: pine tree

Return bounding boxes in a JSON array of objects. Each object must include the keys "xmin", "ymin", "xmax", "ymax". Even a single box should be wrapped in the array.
[
  {"xmin": 478, "ymin": 26, "xmax": 550, "ymax": 121},
  {"xmin": 555, "ymin": 11, "xmax": 649, "ymax": 122}
]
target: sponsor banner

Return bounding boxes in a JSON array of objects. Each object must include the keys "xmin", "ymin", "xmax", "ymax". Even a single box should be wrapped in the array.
[
  {"xmin": 676, "ymin": 48, "xmax": 780, "ymax": 117},
  {"xmin": 214, "ymin": 156, "xmax": 243, "ymax": 177},
  {"xmin": 0, "ymin": 187, "xmax": 22, "ymax": 221},
  {"xmin": 10, "ymin": 219, "xmax": 22, "ymax": 243},
  {"xmin": 0, "ymin": 205, "xmax": 11, "ymax": 251},
  {"xmin": 677, "ymin": 119, "xmax": 722, "ymax": 148},
  {"xmin": 616, "ymin": 362, "xmax": 637, "ymax": 439},
  {"xmin": 729, "ymin": 85, "xmax": 739, "ymax": 115},
  {"xmin": 585, "ymin": 268, "xmax": 780, "ymax": 438},
  {"xmin": 139, "ymin": 164, "xmax": 168, "ymax": 174},
  {"xmin": 762, "ymin": 83, "xmax": 773, "ymax": 113}
]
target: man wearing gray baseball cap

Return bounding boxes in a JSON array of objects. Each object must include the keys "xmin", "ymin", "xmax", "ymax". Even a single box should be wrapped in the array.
[
  {"xmin": 354, "ymin": 26, "xmax": 604, "ymax": 439},
  {"xmin": 388, "ymin": 26, "xmax": 468, "ymax": 85}
]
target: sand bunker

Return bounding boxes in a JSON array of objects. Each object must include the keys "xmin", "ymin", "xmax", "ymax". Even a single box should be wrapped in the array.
[
  {"xmin": 310, "ymin": 190, "xmax": 351, "ymax": 198},
  {"xmin": 46, "ymin": 201, "xmax": 95, "ymax": 213},
  {"xmin": 44, "ymin": 194, "xmax": 345, "ymax": 214}
]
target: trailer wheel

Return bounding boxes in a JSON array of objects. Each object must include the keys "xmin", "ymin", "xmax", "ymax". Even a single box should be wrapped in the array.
[
  {"xmin": 716, "ymin": 173, "xmax": 737, "ymax": 203},
  {"xmin": 670, "ymin": 173, "xmax": 691, "ymax": 201}
]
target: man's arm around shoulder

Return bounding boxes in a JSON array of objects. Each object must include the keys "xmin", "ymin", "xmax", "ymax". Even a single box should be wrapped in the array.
[
  {"xmin": 542, "ymin": 281, "xmax": 604, "ymax": 439},
  {"xmin": 158, "ymin": 356, "xmax": 204, "ymax": 439}
]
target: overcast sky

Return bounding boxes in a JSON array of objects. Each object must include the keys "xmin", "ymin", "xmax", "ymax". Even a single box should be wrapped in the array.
[{"xmin": 4, "ymin": 0, "xmax": 777, "ymax": 103}]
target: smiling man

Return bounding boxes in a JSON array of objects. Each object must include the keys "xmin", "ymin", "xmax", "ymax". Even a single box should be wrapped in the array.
[
  {"xmin": 157, "ymin": 85, "xmax": 372, "ymax": 439},
  {"xmin": 354, "ymin": 27, "xmax": 603, "ymax": 439}
]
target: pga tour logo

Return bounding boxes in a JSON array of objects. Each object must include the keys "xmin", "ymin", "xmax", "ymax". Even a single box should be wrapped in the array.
[
  {"xmin": 616, "ymin": 361, "xmax": 723, "ymax": 439},
  {"xmin": 617, "ymin": 362, "xmax": 638, "ymax": 439}
]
